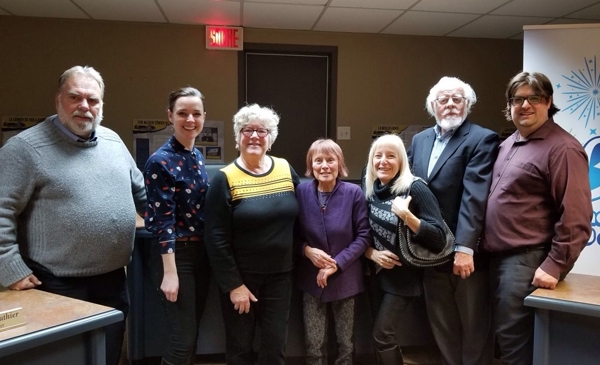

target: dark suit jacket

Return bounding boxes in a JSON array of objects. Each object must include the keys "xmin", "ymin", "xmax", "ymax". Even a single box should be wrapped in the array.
[{"xmin": 407, "ymin": 120, "xmax": 499, "ymax": 270}]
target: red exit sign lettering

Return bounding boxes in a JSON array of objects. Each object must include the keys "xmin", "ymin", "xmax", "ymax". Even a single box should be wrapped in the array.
[{"xmin": 206, "ymin": 26, "xmax": 243, "ymax": 51}]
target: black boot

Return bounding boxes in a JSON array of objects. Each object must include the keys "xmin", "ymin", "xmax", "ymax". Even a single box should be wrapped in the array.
[{"xmin": 375, "ymin": 346, "xmax": 404, "ymax": 365}]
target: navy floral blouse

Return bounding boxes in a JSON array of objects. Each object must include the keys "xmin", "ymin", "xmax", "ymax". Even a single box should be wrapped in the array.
[{"xmin": 144, "ymin": 136, "xmax": 209, "ymax": 254}]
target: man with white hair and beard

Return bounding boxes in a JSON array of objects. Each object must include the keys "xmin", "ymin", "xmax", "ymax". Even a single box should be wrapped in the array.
[
  {"xmin": 407, "ymin": 76, "xmax": 499, "ymax": 365},
  {"xmin": 0, "ymin": 65, "xmax": 146, "ymax": 365}
]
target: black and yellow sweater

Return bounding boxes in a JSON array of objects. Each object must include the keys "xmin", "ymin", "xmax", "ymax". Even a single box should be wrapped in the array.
[{"xmin": 204, "ymin": 156, "xmax": 299, "ymax": 293}]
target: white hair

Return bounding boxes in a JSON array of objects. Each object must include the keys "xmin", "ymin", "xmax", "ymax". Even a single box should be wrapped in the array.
[
  {"xmin": 425, "ymin": 76, "xmax": 476, "ymax": 118},
  {"xmin": 58, "ymin": 65, "xmax": 105, "ymax": 99},
  {"xmin": 233, "ymin": 104, "xmax": 280, "ymax": 146}
]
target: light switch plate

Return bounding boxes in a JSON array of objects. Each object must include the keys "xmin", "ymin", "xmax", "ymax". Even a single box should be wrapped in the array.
[{"xmin": 337, "ymin": 126, "xmax": 351, "ymax": 140}]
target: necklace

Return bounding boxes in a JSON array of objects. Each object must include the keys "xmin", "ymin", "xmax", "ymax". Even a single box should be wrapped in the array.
[{"xmin": 318, "ymin": 191, "xmax": 332, "ymax": 212}]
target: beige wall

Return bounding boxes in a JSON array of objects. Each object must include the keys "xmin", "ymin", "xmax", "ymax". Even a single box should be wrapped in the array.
[{"xmin": 0, "ymin": 16, "xmax": 522, "ymax": 179}]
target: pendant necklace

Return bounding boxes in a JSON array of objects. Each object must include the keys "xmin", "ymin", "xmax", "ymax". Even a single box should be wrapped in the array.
[{"xmin": 318, "ymin": 191, "xmax": 332, "ymax": 212}]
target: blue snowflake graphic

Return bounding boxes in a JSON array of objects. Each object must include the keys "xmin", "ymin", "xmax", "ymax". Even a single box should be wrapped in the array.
[{"xmin": 560, "ymin": 56, "xmax": 600, "ymax": 127}]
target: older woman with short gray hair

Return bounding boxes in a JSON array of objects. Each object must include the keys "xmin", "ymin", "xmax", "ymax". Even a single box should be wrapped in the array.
[{"xmin": 205, "ymin": 104, "xmax": 300, "ymax": 365}]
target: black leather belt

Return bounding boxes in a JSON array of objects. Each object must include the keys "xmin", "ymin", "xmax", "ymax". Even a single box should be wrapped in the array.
[{"xmin": 492, "ymin": 244, "xmax": 548, "ymax": 256}]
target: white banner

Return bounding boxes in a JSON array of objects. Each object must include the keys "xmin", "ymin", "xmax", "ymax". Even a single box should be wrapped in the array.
[{"xmin": 524, "ymin": 24, "xmax": 600, "ymax": 276}]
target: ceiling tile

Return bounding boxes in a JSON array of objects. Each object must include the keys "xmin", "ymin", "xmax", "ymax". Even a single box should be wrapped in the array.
[
  {"xmin": 449, "ymin": 15, "xmax": 553, "ymax": 38},
  {"xmin": 413, "ymin": 0, "xmax": 508, "ymax": 14},
  {"xmin": 75, "ymin": 0, "xmax": 166, "ymax": 23},
  {"xmin": 509, "ymin": 33, "xmax": 524, "ymax": 40},
  {"xmin": 0, "ymin": 0, "xmax": 88, "ymax": 19},
  {"xmin": 383, "ymin": 11, "xmax": 479, "ymax": 36},
  {"xmin": 315, "ymin": 7, "xmax": 402, "ymax": 33},
  {"xmin": 492, "ymin": 0, "xmax": 600, "ymax": 17},
  {"xmin": 329, "ymin": 0, "xmax": 417, "ymax": 10},
  {"xmin": 567, "ymin": 3, "xmax": 600, "ymax": 19},
  {"xmin": 1, "ymin": 0, "xmax": 597, "ymax": 39},
  {"xmin": 158, "ymin": 0, "xmax": 240, "ymax": 25},
  {"xmin": 247, "ymin": 0, "xmax": 327, "ymax": 4},
  {"xmin": 549, "ymin": 18, "xmax": 600, "ymax": 24},
  {"xmin": 244, "ymin": 3, "xmax": 323, "ymax": 30}
]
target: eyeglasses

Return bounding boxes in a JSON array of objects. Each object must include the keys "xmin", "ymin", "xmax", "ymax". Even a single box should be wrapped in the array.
[
  {"xmin": 435, "ymin": 96, "xmax": 466, "ymax": 105},
  {"xmin": 241, "ymin": 127, "xmax": 270, "ymax": 137},
  {"xmin": 509, "ymin": 95, "xmax": 544, "ymax": 106}
]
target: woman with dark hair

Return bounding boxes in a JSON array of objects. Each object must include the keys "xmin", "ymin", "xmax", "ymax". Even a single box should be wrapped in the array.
[
  {"xmin": 144, "ymin": 87, "xmax": 211, "ymax": 365},
  {"xmin": 363, "ymin": 134, "xmax": 446, "ymax": 365},
  {"xmin": 295, "ymin": 139, "xmax": 371, "ymax": 365}
]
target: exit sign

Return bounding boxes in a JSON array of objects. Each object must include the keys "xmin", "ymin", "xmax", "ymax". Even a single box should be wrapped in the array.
[{"xmin": 206, "ymin": 26, "xmax": 243, "ymax": 51}]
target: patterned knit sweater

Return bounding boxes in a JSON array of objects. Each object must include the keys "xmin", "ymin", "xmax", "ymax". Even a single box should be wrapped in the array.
[
  {"xmin": 368, "ymin": 177, "xmax": 446, "ymax": 296},
  {"xmin": 0, "ymin": 116, "xmax": 147, "ymax": 287}
]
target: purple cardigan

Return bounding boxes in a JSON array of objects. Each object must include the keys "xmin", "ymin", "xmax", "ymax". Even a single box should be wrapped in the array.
[{"xmin": 295, "ymin": 179, "xmax": 372, "ymax": 302}]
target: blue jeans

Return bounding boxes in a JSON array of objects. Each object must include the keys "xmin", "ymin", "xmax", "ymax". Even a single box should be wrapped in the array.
[
  {"xmin": 27, "ymin": 261, "xmax": 128, "ymax": 365},
  {"xmin": 149, "ymin": 240, "xmax": 211, "ymax": 365},
  {"xmin": 220, "ymin": 271, "xmax": 292, "ymax": 365}
]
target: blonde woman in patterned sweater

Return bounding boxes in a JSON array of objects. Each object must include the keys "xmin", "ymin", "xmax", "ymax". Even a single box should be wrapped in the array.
[{"xmin": 363, "ymin": 134, "xmax": 447, "ymax": 365}]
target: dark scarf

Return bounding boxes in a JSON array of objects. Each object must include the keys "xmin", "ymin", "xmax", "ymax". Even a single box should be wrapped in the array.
[{"xmin": 368, "ymin": 176, "xmax": 400, "ymax": 253}]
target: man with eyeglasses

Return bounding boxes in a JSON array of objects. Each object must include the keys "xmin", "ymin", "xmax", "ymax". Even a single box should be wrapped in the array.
[
  {"xmin": 0, "ymin": 66, "xmax": 147, "ymax": 365},
  {"xmin": 407, "ymin": 76, "xmax": 499, "ymax": 365},
  {"xmin": 482, "ymin": 71, "xmax": 592, "ymax": 365}
]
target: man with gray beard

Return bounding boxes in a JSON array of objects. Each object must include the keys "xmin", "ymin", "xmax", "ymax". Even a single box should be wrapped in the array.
[
  {"xmin": 0, "ymin": 65, "xmax": 146, "ymax": 365},
  {"xmin": 407, "ymin": 77, "xmax": 499, "ymax": 365}
]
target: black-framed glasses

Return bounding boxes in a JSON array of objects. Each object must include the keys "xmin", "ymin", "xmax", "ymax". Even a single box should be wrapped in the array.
[
  {"xmin": 509, "ymin": 95, "xmax": 544, "ymax": 106},
  {"xmin": 435, "ymin": 96, "xmax": 466, "ymax": 105},
  {"xmin": 241, "ymin": 127, "xmax": 270, "ymax": 137}
]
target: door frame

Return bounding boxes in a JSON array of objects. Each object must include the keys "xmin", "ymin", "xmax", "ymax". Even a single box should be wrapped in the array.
[{"xmin": 238, "ymin": 43, "xmax": 338, "ymax": 139}]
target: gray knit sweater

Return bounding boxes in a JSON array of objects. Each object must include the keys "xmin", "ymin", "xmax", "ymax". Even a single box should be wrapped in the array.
[{"xmin": 0, "ymin": 116, "xmax": 147, "ymax": 287}]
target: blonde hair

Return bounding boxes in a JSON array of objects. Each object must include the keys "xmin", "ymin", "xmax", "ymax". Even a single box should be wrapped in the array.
[{"xmin": 364, "ymin": 134, "xmax": 414, "ymax": 199}]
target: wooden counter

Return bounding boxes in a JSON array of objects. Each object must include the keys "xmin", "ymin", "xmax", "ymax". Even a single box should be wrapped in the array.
[
  {"xmin": 524, "ymin": 273, "xmax": 600, "ymax": 365},
  {"xmin": 526, "ymin": 272, "xmax": 600, "ymax": 311},
  {"xmin": 0, "ymin": 289, "xmax": 122, "ymax": 364}
]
